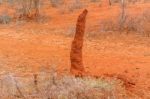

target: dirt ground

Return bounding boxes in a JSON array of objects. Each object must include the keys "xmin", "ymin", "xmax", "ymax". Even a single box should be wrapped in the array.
[{"xmin": 0, "ymin": 1, "xmax": 150, "ymax": 98}]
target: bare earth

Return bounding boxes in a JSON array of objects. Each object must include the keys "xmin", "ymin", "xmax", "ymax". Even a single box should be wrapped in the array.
[{"xmin": 0, "ymin": 2, "xmax": 150, "ymax": 98}]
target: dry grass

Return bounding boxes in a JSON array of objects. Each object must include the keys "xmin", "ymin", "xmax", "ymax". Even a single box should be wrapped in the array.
[
  {"xmin": 0, "ymin": 12, "xmax": 11, "ymax": 24},
  {"xmin": 0, "ymin": 70, "xmax": 130, "ymax": 99},
  {"xmin": 99, "ymin": 9, "xmax": 150, "ymax": 36}
]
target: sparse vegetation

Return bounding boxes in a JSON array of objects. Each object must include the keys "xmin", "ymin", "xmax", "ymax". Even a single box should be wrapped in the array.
[
  {"xmin": 49, "ymin": 0, "xmax": 64, "ymax": 7},
  {"xmin": 0, "ymin": 0, "xmax": 41, "ymax": 22},
  {"xmin": 0, "ymin": 13, "xmax": 11, "ymax": 24},
  {"xmin": 0, "ymin": 1, "xmax": 149, "ymax": 99},
  {"xmin": 49, "ymin": 0, "xmax": 84, "ymax": 13},
  {"xmin": 99, "ymin": 8, "xmax": 150, "ymax": 36},
  {"xmin": 0, "ymin": 72, "xmax": 127, "ymax": 99},
  {"xmin": 90, "ymin": 0, "xmax": 100, "ymax": 2},
  {"xmin": 16, "ymin": 0, "xmax": 40, "ymax": 20},
  {"xmin": 67, "ymin": 0, "xmax": 83, "ymax": 12}
]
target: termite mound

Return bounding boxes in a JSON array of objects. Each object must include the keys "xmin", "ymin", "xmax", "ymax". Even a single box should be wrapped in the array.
[{"xmin": 70, "ymin": 9, "xmax": 88, "ymax": 76}]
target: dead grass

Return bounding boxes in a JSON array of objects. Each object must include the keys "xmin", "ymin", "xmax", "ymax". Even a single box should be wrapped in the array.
[
  {"xmin": 0, "ymin": 12, "xmax": 11, "ymax": 24},
  {"xmin": 99, "ymin": 8, "xmax": 150, "ymax": 36},
  {"xmin": 0, "ymin": 70, "xmax": 130, "ymax": 99}
]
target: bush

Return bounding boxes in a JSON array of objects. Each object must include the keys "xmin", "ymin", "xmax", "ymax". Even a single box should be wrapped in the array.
[
  {"xmin": 68, "ymin": 0, "xmax": 83, "ymax": 12},
  {"xmin": 15, "ymin": 0, "xmax": 40, "ymax": 20},
  {"xmin": 0, "ymin": 0, "xmax": 3, "ymax": 4},
  {"xmin": 60, "ymin": 0, "xmax": 83, "ymax": 14},
  {"xmin": 0, "ymin": 71, "xmax": 127, "ymax": 99},
  {"xmin": 100, "ymin": 9, "xmax": 150, "ymax": 36},
  {"xmin": 90, "ymin": 0, "xmax": 101, "ymax": 2},
  {"xmin": 0, "ymin": 13, "xmax": 11, "ymax": 24},
  {"xmin": 49, "ymin": 0, "xmax": 64, "ymax": 7}
]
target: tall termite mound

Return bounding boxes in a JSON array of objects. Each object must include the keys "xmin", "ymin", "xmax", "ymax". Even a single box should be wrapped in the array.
[{"xmin": 70, "ymin": 9, "xmax": 88, "ymax": 76}]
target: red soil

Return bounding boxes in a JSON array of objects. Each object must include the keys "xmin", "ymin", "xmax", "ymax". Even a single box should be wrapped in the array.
[{"xmin": 0, "ymin": 2, "xmax": 149, "ymax": 98}]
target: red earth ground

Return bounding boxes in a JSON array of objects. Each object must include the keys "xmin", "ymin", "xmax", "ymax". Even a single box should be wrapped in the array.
[{"xmin": 0, "ymin": 1, "xmax": 150, "ymax": 98}]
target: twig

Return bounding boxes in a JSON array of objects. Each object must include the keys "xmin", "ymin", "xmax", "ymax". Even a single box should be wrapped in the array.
[{"xmin": 13, "ymin": 77, "xmax": 26, "ymax": 99}]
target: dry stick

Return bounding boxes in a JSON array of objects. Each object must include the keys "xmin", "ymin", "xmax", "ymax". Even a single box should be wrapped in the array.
[
  {"xmin": 70, "ymin": 9, "xmax": 88, "ymax": 76},
  {"xmin": 34, "ymin": 0, "xmax": 40, "ymax": 17},
  {"xmin": 33, "ymin": 73, "xmax": 48, "ymax": 98},
  {"xmin": 119, "ymin": 0, "xmax": 126, "ymax": 32},
  {"xmin": 109, "ymin": 0, "xmax": 112, "ymax": 6},
  {"xmin": 14, "ymin": 77, "xmax": 26, "ymax": 99},
  {"xmin": 33, "ymin": 74, "xmax": 39, "ymax": 93}
]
